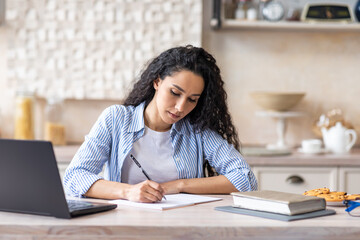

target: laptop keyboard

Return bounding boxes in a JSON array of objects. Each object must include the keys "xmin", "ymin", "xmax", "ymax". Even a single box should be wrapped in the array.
[{"xmin": 67, "ymin": 199, "xmax": 95, "ymax": 212}]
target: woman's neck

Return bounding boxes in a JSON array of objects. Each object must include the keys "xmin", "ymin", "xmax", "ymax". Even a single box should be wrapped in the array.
[{"xmin": 144, "ymin": 101, "xmax": 172, "ymax": 132}]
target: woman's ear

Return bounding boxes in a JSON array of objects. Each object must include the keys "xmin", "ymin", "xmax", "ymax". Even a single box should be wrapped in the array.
[{"xmin": 153, "ymin": 78, "xmax": 160, "ymax": 90}]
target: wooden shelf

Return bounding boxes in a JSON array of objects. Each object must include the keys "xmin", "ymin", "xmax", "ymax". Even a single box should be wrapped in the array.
[{"xmin": 211, "ymin": 19, "xmax": 360, "ymax": 31}]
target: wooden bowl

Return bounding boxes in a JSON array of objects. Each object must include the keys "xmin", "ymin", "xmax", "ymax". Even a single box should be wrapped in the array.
[{"xmin": 250, "ymin": 92, "xmax": 305, "ymax": 112}]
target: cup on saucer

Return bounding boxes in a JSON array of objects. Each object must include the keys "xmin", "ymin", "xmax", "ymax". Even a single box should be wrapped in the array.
[{"xmin": 301, "ymin": 139, "xmax": 323, "ymax": 154}]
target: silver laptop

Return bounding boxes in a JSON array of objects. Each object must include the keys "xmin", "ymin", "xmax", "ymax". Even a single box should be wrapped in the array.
[{"xmin": 0, "ymin": 139, "xmax": 117, "ymax": 219}]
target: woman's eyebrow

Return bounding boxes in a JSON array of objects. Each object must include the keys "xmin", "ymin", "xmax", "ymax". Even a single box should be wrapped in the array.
[{"xmin": 172, "ymin": 84, "xmax": 201, "ymax": 96}]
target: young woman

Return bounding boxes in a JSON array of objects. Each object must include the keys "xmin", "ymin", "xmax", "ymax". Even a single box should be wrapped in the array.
[{"xmin": 64, "ymin": 45, "xmax": 257, "ymax": 203}]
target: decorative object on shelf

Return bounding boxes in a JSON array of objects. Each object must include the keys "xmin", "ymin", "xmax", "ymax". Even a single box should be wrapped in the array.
[
  {"xmin": 262, "ymin": 0, "xmax": 285, "ymax": 22},
  {"xmin": 44, "ymin": 97, "xmax": 66, "ymax": 145},
  {"xmin": 321, "ymin": 122, "xmax": 357, "ymax": 154},
  {"xmin": 250, "ymin": 91, "xmax": 305, "ymax": 112},
  {"xmin": 235, "ymin": 0, "xmax": 247, "ymax": 20},
  {"xmin": 255, "ymin": 111, "xmax": 304, "ymax": 150},
  {"xmin": 246, "ymin": 0, "xmax": 257, "ymax": 21},
  {"xmin": 250, "ymin": 91, "xmax": 306, "ymax": 150},
  {"xmin": 14, "ymin": 90, "xmax": 34, "ymax": 140},
  {"xmin": 355, "ymin": 0, "xmax": 360, "ymax": 22},
  {"xmin": 0, "ymin": 0, "xmax": 5, "ymax": 26},
  {"xmin": 223, "ymin": 0, "xmax": 237, "ymax": 20},
  {"xmin": 301, "ymin": 3, "xmax": 355, "ymax": 23},
  {"xmin": 313, "ymin": 108, "xmax": 354, "ymax": 137},
  {"xmin": 299, "ymin": 139, "xmax": 325, "ymax": 155}
]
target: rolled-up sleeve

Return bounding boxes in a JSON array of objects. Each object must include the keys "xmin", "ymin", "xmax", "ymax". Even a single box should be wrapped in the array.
[
  {"xmin": 63, "ymin": 107, "xmax": 114, "ymax": 197},
  {"xmin": 202, "ymin": 129, "xmax": 258, "ymax": 192}
]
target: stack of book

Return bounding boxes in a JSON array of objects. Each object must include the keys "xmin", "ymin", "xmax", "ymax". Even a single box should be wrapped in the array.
[{"xmin": 215, "ymin": 190, "xmax": 336, "ymax": 221}]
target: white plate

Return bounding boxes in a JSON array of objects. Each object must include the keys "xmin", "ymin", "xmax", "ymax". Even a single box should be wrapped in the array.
[{"xmin": 297, "ymin": 148, "xmax": 328, "ymax": 155}]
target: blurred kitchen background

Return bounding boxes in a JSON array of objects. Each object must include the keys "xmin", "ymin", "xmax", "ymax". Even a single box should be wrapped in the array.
[{"xmin": 0, "ymin": 0, "xmax": 359, "ymax": 150}]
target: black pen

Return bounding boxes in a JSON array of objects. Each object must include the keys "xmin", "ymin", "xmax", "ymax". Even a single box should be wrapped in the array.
[{"xmin": 130, "ymin": 154, "xmax": 167, "ymax": 201}]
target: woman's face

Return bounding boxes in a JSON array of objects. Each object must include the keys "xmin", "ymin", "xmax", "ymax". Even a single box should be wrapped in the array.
[{"xmin": 153, "ymin": 70, "xmax": 204, "ymax": 127}]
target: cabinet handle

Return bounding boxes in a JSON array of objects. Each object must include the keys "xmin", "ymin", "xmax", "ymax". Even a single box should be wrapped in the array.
[{"xmin": 286, "ymin": 175, "xmax": 304, "ymax": 184}]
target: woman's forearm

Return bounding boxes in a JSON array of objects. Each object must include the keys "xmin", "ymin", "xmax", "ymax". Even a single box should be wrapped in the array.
[
  {"xmin": 162, "ymin": 175, "xmax": 238, "ymax": 194},
  {"xmin": 84, "ymin": 179, "xmax": 129, "ymax": 199}
]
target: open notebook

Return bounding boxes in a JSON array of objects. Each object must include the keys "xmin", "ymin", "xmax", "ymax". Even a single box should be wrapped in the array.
[{"xmin": 110, "ymin": 193, "xmax": 222, "ymax": 210}]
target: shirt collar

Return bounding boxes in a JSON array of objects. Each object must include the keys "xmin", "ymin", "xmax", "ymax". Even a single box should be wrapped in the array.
[{"xmin": 127, "ymin": 102, "xmax": 146, "ymax": 133}]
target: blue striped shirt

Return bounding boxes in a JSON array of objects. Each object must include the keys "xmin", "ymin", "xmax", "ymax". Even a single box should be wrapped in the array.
[{"xmin": 64, "ymin": 102, "xmax": 257, "ymax": 197}]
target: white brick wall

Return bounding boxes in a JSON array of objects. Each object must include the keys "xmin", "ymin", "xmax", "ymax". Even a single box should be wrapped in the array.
[{"xmin": 6, "ymin": 0, "xmax": 202, "ymax": 100}]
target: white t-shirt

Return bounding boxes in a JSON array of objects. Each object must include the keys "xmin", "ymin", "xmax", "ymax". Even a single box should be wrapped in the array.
[{"xmin": 121, "ymin": 126, "xmax": 179, "ymax": 184}]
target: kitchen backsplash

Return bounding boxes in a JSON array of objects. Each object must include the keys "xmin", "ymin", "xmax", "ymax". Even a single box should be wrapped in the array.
[{"xmin": 5, "ymin": 0, "xmax": 201, "ymax": 100}]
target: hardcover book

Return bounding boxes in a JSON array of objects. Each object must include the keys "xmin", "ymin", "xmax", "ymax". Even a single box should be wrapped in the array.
[{"xmin": 231, "ymin": 190, "xmax": 326, "ymax": 215}]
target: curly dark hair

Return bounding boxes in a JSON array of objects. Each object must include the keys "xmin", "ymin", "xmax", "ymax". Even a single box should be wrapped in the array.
[{"xmin": 124, "ymin": 45, "xmax": 240, "ymax": 150}]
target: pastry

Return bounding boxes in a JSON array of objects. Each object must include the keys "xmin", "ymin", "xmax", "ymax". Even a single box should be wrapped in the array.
[{"xmin": 303, "ymin": 187, "xmax": 330, "ymax": 196}]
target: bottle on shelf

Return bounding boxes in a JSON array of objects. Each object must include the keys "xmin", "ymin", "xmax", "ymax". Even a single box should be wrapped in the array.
[
  {"xmin": 235, "ymin": 0, "xmax": 247, "ymax": 20},
  {"xmin": 14, "ymin": 89, "xmax": 35, "ymax": 140},
  {"xmin": 224, "ymin": 0, "xmax": 238, "ymax": 19},
  {"xmin": 246, "ymin": 0, "xmax": 258, "ymax": 21},
  {"xmin": 44, "ymin": 97, "xmax": 66, "ymax": 145}
]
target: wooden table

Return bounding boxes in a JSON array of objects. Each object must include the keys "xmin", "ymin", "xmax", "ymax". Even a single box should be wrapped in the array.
[{"xmin": 0, "ymin": 195, "xmax": 359, "ymax": 240}]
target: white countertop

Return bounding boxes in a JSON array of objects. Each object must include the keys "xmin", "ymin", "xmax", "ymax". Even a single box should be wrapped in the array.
[{"xmin": 54, "ymin": 145, "xmax": 360, "ymax": 167}]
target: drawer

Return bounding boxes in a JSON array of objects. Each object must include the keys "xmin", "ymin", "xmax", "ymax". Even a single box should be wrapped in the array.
[
  {"xmin": 339, "ymin": 167, "xmax": 360, "ymax": 193},
  {"xmin": 253, "ymin": 166, "xmax": 338, "ymax": 194}
]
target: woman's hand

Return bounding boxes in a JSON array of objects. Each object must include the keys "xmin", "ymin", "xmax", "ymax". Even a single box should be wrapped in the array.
[
  {"xmin": 160, "ymin": 180, "xmax": 183, "ymax": 194},
  {"xmin": 125, "ymin": 180, "xmax": 165, "ymax": 203}
]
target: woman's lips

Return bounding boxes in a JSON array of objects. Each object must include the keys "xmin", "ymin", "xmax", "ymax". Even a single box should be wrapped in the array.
[{"xmin": 168, "ymin": 111, "xmax": 180, "ymax": 119}]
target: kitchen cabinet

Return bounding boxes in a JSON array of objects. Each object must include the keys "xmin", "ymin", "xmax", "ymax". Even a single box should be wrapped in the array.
[
  {"xmin": 252, "ymin": 166, "xmax": 338, "ymax": 194},
  {"xmin": 247, "ymin": 149, "xmax": 360, "ymax": 194},
  {"xmin": 339, "ymin": 167, "xmax": 360, "ymax": 193},
  {"xmin": 253, "ymin": 166, "xmax": 360, "ymax": 194}
]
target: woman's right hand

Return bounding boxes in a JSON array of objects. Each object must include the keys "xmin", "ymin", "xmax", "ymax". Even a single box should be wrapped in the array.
[{"xmin": 125, "ymin": 180, "xmax": 165, "ymax": 203}]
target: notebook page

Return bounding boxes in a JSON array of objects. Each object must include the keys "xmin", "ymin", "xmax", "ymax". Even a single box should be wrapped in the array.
[{"xmin": 110, "ymin": 193, "xmax": 222, "ymax": 210}]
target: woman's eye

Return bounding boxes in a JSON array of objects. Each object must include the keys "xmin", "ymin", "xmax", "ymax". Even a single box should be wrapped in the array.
[
  {"xmin": 170, "ymin": 90, "xmax": 180, "ymax": 96},
  {"xmin": 188, "ymin": 98, "xmax": 197, "ymax": 103}
]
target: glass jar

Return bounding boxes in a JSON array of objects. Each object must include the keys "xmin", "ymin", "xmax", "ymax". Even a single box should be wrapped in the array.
[
  {"xmin": 235, "ymin": 0, "xmax": 247, "ymax": 20},
  {"xmin": 44, "ymin": 97, "xmax": 66, "ymax": 145},
  {"xmin": 14, "ymin": 90, "xmax": 34, "ymax": 140},
  {"xmin": 246, "ymin": 0, "xmax": 258, "ymax": 21}
]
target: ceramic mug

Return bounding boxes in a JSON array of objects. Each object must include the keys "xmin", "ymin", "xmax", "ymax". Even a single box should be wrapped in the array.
[{"xmin": 301, "ymin": 139, "xmax": 322, "ymax": 154}]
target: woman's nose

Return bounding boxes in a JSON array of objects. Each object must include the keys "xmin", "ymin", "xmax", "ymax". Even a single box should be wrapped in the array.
[{"xmin": 175, "ymin": 98, "xmax": 186, "ymax": 112}]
